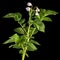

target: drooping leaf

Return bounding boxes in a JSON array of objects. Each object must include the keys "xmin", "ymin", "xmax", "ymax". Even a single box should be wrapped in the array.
[
  {"xmin": 30, "ymin": 40, "xmax": 40, "ymax": 45},
  {"xmin": 27, "ymin": 42, "xmax": 37, "ymax": 51},
  {"xmin": 42, "ymin": 17, "xmax": 52, "ymax": 22},
  {"xmin": 3, "ymin": 13, "xmax": 22, "ymax": 21},
  {"xmin": 14, "ymin": 27, "xmax": 24, "ymax": 34}
]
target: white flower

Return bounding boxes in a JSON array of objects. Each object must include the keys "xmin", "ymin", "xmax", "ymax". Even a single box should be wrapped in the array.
[
  {"xmin": 26, "ymin": 7, "xmax": 31, "ymax": 11},
  {"xmin": 35, "ymin": 12, "xmax": 39, "ymax": 16},
  {"xmin": 27, "ymin": 2, "xmax": 32, "ymax": 6},
  {"xmin": 35, "ymin": 7, "xmax": 40, "ymax": 12}
]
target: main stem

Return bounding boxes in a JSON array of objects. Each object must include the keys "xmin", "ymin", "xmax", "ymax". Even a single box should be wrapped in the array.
[
  {"xmin": 22, "ymin": 47, "xmax": 27, "ymax": 60},
  {"xmin": 21, "ymin": 25, "xmax": 30, "ymax": 60},
  {"xmin": 21, "ymin": 11, "xmax": 31, "ymax": 60}
]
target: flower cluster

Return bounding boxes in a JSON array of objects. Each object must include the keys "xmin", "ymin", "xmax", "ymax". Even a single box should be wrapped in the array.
[
  {"xmin": 25, "ymin": 2, "xmax": 32, "ymax": 12},
  {"xmin": 26, "ymin": 2, "xmax": 40, "ymax": 16}
]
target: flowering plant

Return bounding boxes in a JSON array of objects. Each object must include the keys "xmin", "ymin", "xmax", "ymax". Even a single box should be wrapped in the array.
[{"xmin": 3, "ymin": 2, "xmax": 58, "ymax": 60}]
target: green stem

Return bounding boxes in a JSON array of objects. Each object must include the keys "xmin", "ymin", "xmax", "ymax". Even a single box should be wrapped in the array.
[
  {"xmin": 18, "ymin": 21, "xmax": 26, "ymax": 34},
  {"xmin": 22, "ymin": 47, "xmax": 27, "ymax": 60},
  {"xmin": 21, "ymin": 24, "xmax": 30, "ymax": 60},
  {"xmin": 21, "ymin": 10, "xmax": 32, "ymax": 60},
  {"xmin": 27, "ymin": 24, "xmax": 30, "ymax": 42}
]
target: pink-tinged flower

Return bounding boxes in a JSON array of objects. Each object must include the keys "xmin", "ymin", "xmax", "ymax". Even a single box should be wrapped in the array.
[
  {"xmin": 27, "ymin": 2, "xmax": 32, "ymax": 6},
  {"xmin": 26, "ymin": 7, "xmax": 31, "ymax": 11}
]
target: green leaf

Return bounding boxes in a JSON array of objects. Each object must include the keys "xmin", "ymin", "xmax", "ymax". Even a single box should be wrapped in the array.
[
  {"xmin": 18, "ymin": 35, "xmax": 27, "ymax": 45},
  {"xmin": 14, "ymin": 27, "xmax": 24, "ymax": 34},
  {"xmin": 33, "ymin": 29, "xmax": 38, "ymax": 35},
  {"xmin": 3, "ymin": 34, "xmax": 19, "ymax": 44},
  {"xmin": 12, "ymin": 44, "xmax": 21, "ymax": 49},
  {"xmin": 27, "ymin": 42, "xmax": 37, "ymax": 51},
  {"xmin": 25, "ymin": 53, "xmax": 29, "ymax": 57},
  {"xmin": 45, "ymin": 10, "xmax": 58, "ymax": 16},
  {"xmin": 29, "ymin": 20, "xmax": 34, "ymax": 25},
  {"xmin": 42, "ymin": 17, "xmax": 52, "ymax": 22},
  {"xmin": 29, "ymin": 28, "xmax": 38, "ymax": 37},
  {"xmin": 39, "ymin": 9, "xmax": 58, "ymax": 21},
  {"xmin": 3, "ymin": 13, "xmax": 22, "ymax": 21},
  {"xmin": 19, "ymin": 50, "xmax": 29, "ymax": 57},
  {"xmin": 30, "ymin": 40, "xmax": 40, "ymax": 45},
  {"xmin": 9, "ymin": 44, "xmax": 14, "ymax": 48},
  {"xmin": 3, "ymin": 39, "xmax": 14, "ymax": 44},
  {"xmin": 18, "ymin": 19, "xmax": 25, "ymax": 25},
  {"xmin": 19, "ymin": 50, "xmax": 23, "ymax": 54},
  {"xmin": 12, "ymin": 34, "xmax": 20, "ymax": 44},
  {"xmin": 34, "ymin": 21, "xmax": 45, "ymax": 32}
]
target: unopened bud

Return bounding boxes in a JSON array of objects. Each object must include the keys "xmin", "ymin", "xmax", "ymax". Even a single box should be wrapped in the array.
[
  {"xmin": 26, "ymin": 7, "xmax": 31, "ymax": 11},
  {"xmin": 27, "ymin": 2, "xmax": 32, "ymax": 6}
]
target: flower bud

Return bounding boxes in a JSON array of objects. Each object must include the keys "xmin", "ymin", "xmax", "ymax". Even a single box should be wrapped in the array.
[
  {"xmin": 27, "ymin": 2, "xmax": 32, "ymax": 6},
  {"xmin": 26, "ymin": 7, "xmax": 31, "ymax": 11}
]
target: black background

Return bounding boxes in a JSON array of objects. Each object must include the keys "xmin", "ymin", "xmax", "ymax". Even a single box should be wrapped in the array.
[{"xmin": 0, "ymin": 0, "xmax": 60, "ymax": 60}]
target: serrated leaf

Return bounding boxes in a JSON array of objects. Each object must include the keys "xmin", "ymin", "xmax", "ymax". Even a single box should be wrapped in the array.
[
  {"xmin": 30, "ymin": 40, "xmax": 40, "ymax": 45},
  {"xmin": 3, "ymin": 13, "xmax": 22, "ymax": 21},
  {"xmin": 14, "ymin": 27, "xmax": 24, "ymax": 34},
  {"xmin": 27, "ymin": 42, "xmax": 37, "ymax": 51},
  {"xmin": 34, "ymin": 20, "xmax": 45, "ymax": 32},
  {"xmin": 42, "ymin": 17, "xmax": 52, "ymax": 22}
]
